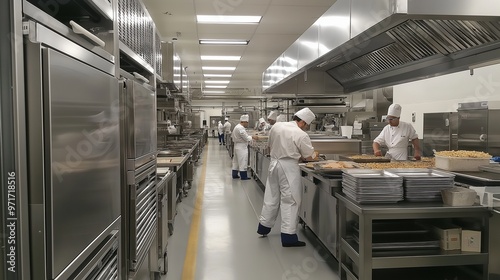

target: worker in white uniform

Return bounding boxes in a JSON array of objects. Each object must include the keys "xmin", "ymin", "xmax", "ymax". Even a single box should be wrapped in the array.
[
  {"xmin": 265, "ymin": 111, "xmax": 278, "ymax": 133},
  {"xmin": 217, "ymin": 121, "xmax": 225, "ymax": 145},
  {"xmin": 232, "ymin": 115, "xmax": 258, "ymax": 180},
  {"xmin": 256, "ymin": 117, "xmax": 267, "ymax": 131},
  {"xmin": 276, "ymin": 114, "xmax": 287, "ymax": 122},
  {"xmin": 373, "ymin": 104, "xmax": 421, "ymax": 160},
  {"xmin": 257, "ymin": 107, "xmax": 316, "ymax": 247},
  {"xmin": 223, "ymin": 118, "xmax": 231, "ymax": 145}
]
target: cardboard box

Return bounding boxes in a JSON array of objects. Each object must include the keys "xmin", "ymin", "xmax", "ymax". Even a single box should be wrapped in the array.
[
  {"xmin": 433, "ymin": 224, "xmax": 462, "ymax": 250},
  {"xmin": 461, "ymin": 230, "xmax": 481, "ymax": 252}
]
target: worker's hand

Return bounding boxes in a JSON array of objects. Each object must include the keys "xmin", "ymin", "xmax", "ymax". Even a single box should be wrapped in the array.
[
  {"xmin": 374, "ymin": 150, "xmax": 382, "ymax": 157},
  {"xmin": 414, "ymin": 151, "xmax": 421, "ymax": 161}
]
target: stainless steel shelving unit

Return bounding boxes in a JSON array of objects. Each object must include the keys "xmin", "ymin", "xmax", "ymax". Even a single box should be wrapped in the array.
[{"xmin": 336, "ymin": 194, "xmax": 490, "ymax": 280}]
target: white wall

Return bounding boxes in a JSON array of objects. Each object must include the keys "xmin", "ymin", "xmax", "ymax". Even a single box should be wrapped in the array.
[{"xmin": 394, "ymin": 63, "xmax": 500, "ymax": 137}]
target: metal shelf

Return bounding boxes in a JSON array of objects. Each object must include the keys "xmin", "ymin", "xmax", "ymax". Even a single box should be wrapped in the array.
[{"xmin": 337, "ymin": 193, "xmax": 490, "ymax": 280}]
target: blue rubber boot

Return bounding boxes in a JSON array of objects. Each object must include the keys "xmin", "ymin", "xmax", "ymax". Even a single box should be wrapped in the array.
[
  {"xmin": 257, "ymin": 223, "xmax": 271, "ymax": 236},
  {"xmin": 281, "ymin": 233, "xmax": 306, "ymax": 247},
  {"xmin": 232, "ymin": 170, "xmax": 240, "ymax": 179},
  {"xmin": 240, "ymin": 171, "xmax": 251, "ymax": 180}
]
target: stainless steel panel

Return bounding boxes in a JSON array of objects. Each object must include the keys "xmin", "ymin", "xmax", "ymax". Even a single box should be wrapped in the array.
[
  {"xmin": 123, "ymin": 79, "xmax": 157, "ymax": 166},
  {"xmin": 489, "ymin": 211, "xmax": 500, "ymax": 279},
  {"xmin": 422, "ymin": 112, "xmax": 458, "ymax": 156},
  {"xmin": 41, "ymin": 48, "xmax": 120, "ymax": 278},
  {"xmin": 407, "ymin": 0, "xmax": 500, "ymax": 16},
  {"xmin": 26, "ymin": 21, "xmax": 114, "ymax": 75},
  {"xmin": 458, "ymin": 109, "xmax": 488, "ymax": 152},
  {"xmin": 283, "ymin": 42, "xmax": 299, "ymax": 77},
  {"xmin": 298, "ymin": 24, "xmax": 319, "ymax": 69},
  {"xmin": 351, "ymin": 0, "xmax": 393, "ymax": 38},
  {"xmin": 71, "ymin": 230, "xmax": 119, "ymax": 280},
  {"xmin": 488, "ymin": 110, "xmax": 500, "ymax": 156},
  {"xmin": 318, "ymin": 190, "xmax": 338, "ymax": 259},
  {"xmin": 318, "ymin": 0, "xmax": 351, "ymax": 57}
]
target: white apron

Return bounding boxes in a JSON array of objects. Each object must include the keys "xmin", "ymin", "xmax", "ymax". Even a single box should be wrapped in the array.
[
  {"xmin": 232, "ymin": 142, "xmax": 248, "ymax": 171},
  {"xmin": 259, "ymin": 158, "xmax": 302, "ymax": 234}
]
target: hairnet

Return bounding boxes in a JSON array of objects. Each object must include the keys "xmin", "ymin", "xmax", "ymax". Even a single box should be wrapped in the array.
[
  {"xmin": 267, "ymin": 111, "xmax": 278, "ymax": 121},
  {"xmin": 387, "ymin": 104, "xmax": 402, "ymax": 117},
  {"xmin": 294, "ymin": 107, "xmax": 315, "ymax": 124},
  {"xmin": 258, "ymin": 118, "xmax": 266, "ymax": 124},
  {"xmin": 240, "ymin": 115, "xmax": 249, "ymax": 122}
]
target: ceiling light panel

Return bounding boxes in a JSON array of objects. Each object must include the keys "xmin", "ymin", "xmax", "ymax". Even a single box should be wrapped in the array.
[
  {"xmin": 205, "ymin": 85, "xmax": 228, "ymax": 88},
  {"xmin": 197, "ymin": 15, "xmax": 261, "ymax": 24},
  {"xmin": 201, "ymin": 56, "xmax": 241, "ymax": 61},
  {"xmin": 205, "ymin": 80, "xmax": 230, "ymax": 84},
  {"xmin": 199, "ymin": 39, "xmax": 249, "ymax": 45},
  {"xmin": 204, "ymin": 74, "xmax": 232, "ymax": 77},
  {"xmin": 202, "ymin": 66, "xmax": 236, "ymax": 71}
]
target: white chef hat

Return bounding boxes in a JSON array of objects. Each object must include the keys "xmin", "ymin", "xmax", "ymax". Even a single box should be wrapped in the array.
[
  {"xmin": 240, "ymin": 114, "xmax": 249, "ymax": 122},
  {"xmin": 267, "ymin": 111, "xmax": 278, "ymax": 121},
  {"xmin": 294, "ymin": 107, "xmax": 315, "ymax": 124},
  {"xmin": 258, "ymin": 118, "xmax": 266, "ymax": 124},
  {"xmin": 225, "ymin": 117, "xmax": 228, "ymax": 121},
  {"xmin": 218, "ymin": 121, "xmax": 221, "ymax": 124},
  {"xmin": 387, "ymin": 104, "xmax": 402, "ymax": 117}
]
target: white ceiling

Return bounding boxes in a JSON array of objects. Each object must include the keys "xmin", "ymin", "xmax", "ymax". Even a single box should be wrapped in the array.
[{"xmin": 142, "ymin": 0, "xmax": 336, "ymax": 98}]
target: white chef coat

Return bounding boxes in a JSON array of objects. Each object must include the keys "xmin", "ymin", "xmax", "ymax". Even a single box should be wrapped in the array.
[
  {"xmin": 231, "ymin": 123, "xmax": 253, "ymax": 171},
  {"xmin": 223, "ymin": 121, "xmax": 231, "ymax": 133},
  {"xmin": 373, "ymin": 121, "xmax": 418, "ymax": 160},
  {"xmin": 217, "ymin": 122, "xmax": 224, "ymax": 134},
  {"xmin": 259, "ymin": 121, "xmax": 315, "ymax": 234}
]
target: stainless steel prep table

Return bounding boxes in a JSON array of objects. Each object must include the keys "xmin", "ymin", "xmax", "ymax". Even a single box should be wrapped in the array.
[
  {"xmin": 336, "ymin": 194, "xmax": 490, "ymax": 280},
  {"xmin": 299, "ymin": 165, "xmax": 342, "ymax": 259}
]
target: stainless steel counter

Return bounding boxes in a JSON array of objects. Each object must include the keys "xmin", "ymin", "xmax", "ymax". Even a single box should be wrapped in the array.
[{"xmin": 299, "ymin": 165, "xmax": 342, "ymax": 259}]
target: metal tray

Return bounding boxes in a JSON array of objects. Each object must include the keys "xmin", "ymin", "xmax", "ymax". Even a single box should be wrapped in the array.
[
  {"xmin": 340, "ymin": 155, "xmax": 391, "ymax": 163},
  {"xmin": 386, "ymin": 168, "xmax": 455, "ymax": 179}
]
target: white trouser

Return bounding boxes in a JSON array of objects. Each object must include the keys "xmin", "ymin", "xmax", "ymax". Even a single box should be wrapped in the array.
[
  {"xmin": 232, "ymin": 142, "xmax": 248, "ymax": 171},
  {"xmin": 259, "ymin": 158, "xmax": 301, "ymax": 234}
]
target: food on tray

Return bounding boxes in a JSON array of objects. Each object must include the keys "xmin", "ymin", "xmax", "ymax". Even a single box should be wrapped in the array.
[
  {"xmin": 434, "ymin": 150, "xmax": 491, "ymax": 158},
  {"xmin": 317, "ymin": 161, "xmax": 355, "ymax": 169},
  {"xmin": 349, "ymin": 155, "xmax": 383, "ymax": 159},
  {"xmin": 359, "ymin": 161, "xmax": 435, "ymax": 169}
]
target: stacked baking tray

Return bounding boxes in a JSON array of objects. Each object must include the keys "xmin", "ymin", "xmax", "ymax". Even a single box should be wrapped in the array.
[
  {"xmin": 387, "ymin": 169, "xmax": 455, "ymax": 202},
  {"xmin": 342, "ymin": 169, "xmax": 403, "ymax": 203}
]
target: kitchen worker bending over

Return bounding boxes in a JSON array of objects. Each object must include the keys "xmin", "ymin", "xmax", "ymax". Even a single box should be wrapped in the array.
[
  {"xmin": 257, "ymin": 107, "xmax": 316, "ymax": 247},
  {"xmin": 231, "ymin": 114, "xmax": 258, "ymax": 180},
  {"xmin": 373, "ymin": 104, "xmax": 421, "ymax": 160}
]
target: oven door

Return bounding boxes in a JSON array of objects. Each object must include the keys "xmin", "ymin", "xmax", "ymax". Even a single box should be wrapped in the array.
[
  {"xmin": 123, "ymin": 79, "xmax": 157, "ymax": 169},
  {"xmin": 25, "ymin": 22, "xmax": 120, "ymax": 279}
]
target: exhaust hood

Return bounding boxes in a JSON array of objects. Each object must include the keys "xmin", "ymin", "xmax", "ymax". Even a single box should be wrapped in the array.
[{"xmin": 263, "ymin": 0, "xmax": 500, "ymax": 94}]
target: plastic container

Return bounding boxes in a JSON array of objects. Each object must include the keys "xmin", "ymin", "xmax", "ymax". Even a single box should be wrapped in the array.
[
  {"xmin": 341, "ymin": 126, "xmax": 353, "ymax": 139},
  {"xmin": 441, "ymin": 187, "xmax": 477, "ymax": 206},
  {"xmin": 434, "ymin": 155, "xmax": 490, "ymax": 171}
]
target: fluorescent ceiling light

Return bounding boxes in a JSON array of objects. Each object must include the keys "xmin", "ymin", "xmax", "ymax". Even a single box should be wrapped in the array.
[
  {"xmin": 197, "ymin": 15, "xmax": 261, "ymax": 24},
  {"xmin": 204, "ymin": 74, "xmax": 232, "ymax": 77},
  {"xmin": 205, "ymin": 80, "xmax": 230, "ymax": 84},
  {"xmin": 205, "ymin": 85, "xmax": 227, "ymax": 88},
  {"xmin": 201, "ymin": 55, "xmax": 241, "ymax": 61},
  {"xmin": 199, "ymin": 39, "xmax": 249, "ymax": 45},
  {"xmin": 202, "ymin": 66, "xmax": 236, "ymax": 71},
  {"xmin": 203, "ymin": 90, "xmax": 226, "ymax": 94}
]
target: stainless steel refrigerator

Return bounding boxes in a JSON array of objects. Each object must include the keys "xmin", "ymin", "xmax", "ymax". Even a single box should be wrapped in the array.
[
  {"xmin": 422, "ymin": 112, "xmax": 458, "ymax": 157},
  {"xmin": 457, "ymin": 102, "xmax": 500, "ymax": 156}
]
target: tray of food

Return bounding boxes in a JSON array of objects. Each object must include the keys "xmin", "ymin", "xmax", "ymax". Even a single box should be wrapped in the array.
[
  {"xmin": 358, "ymin": 160, "xmax": 435, "ymax": 169},
  {"xmin": 312, "ymin": 160, "xmax": 358, "ymax": 175},
  {"xmin": 434, "ymin": 150, "xmax": 491, "ymax": 171},
  {"xmin": 341, "ymin": 154, "xmax": 391, "ymax": 163}
]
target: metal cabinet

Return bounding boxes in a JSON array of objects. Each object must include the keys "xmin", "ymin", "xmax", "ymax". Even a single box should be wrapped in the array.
[{"xmin": 337, "ymin": 194, "xmax": 490, "ymax": 280}]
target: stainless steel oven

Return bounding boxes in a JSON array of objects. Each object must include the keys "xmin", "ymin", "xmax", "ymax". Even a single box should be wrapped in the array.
[
  {"xmin": 121, "ymin": 79, "xmax": 157, "ymax": 169},
  {"xmin": 24, "ymin": 20, "xmax": 121, "ymax": 279}
]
